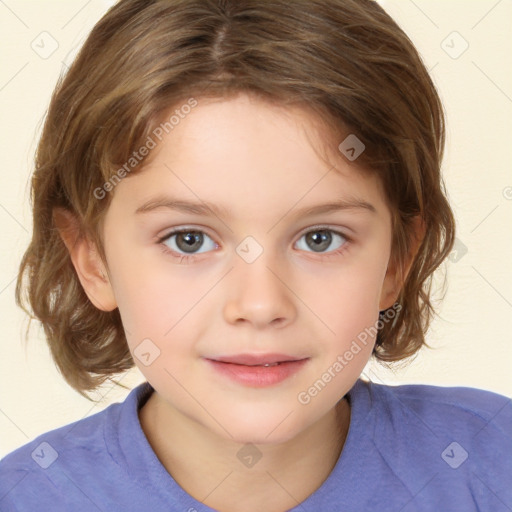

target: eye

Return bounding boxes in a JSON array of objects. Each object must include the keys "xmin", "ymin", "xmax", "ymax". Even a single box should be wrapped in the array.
[
  {"xmin": 159, "ymin": 228, "xmax": 217, "ymax": 258},
  {"xmin": 157, "ymin": 225, "xmax": 351, "ymax": 263},
  {"xmin": 295, "ymin": 227, "xmax": 349, "ymax": 256}
]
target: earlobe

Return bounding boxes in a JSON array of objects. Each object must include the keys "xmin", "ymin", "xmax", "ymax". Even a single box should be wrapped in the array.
[
  {"xmin": 53, "ymin": 208, "xmax": 117, "ymax": 312},
  {"xmin": 379, "ymin": 215, "xmax": 426, "ymax": 311}
]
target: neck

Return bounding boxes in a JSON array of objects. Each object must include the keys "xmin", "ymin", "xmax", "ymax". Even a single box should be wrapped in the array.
[{"xmin": 139, "ymin": 390, "xmax": 350, "ymax": 512}]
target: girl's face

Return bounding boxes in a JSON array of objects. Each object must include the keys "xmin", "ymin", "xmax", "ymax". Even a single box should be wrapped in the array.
[{"xmin": 101, "ymin": 93, "xmax": 398, "ymax": 443}]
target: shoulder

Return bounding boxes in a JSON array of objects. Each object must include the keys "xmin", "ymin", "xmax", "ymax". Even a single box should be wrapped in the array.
[
  {"xmin": 0, "ymin": 398, "xmax": 123, "ymax": 510},
  {"xmin": 351, "ymin": 379, "xmax": 512, "ymax": 510},
  {"xmin": 358, "ymin": 379, "xmax": 512, "ymax": 450},
  {"xmin": 370, "ymin": 380, "xmax": 512, "ymax": 436},
  {"xmin": 0, "ymin": 399, "xmax": 120, "ymax": 470}
]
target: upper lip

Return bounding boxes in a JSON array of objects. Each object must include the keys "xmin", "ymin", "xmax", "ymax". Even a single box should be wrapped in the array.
[{"xmin": 206, "ymin": 353, "xmax": 308, "ymax": 365}]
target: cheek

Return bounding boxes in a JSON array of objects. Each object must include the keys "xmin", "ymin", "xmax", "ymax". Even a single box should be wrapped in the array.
[
  {"xmin": 301, "ymin": 257, "xmax": 387, "ymax": 341},
  {"xmin": 115, "ymin": 273, "xmax": 201, "ymax": 339},
  {"xmin": 108, "ymin": 251, "xmax": 217, "ymax": 354}
]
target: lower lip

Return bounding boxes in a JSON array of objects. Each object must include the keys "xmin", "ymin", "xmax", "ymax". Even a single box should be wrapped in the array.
[{"xmin": 205, "ymin": 359, "xmax": 309, "ymax": 387}]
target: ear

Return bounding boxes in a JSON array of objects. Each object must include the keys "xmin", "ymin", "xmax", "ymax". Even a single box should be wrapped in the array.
[
  {"xmin": 53, "ymin": 208, "xmax": 117, "ymax": 312},
  {"xmin": 379, "ymin": 215, "xmax": 426, "ymax": 311}
]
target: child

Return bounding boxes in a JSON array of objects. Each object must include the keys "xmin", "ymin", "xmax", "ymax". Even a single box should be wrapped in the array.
[{"xmin": 1, "ymin": 0, "xmax": 511, "ymax": 510}]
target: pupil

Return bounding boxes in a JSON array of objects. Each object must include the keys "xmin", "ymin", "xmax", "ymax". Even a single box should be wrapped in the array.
[
  {"xmin": 307, "ymin": 230, "xmax": 331, "ymax": 252},
  {"xmin": 178, "ymin": 232, "xmax": 202, "ymax": 253}
]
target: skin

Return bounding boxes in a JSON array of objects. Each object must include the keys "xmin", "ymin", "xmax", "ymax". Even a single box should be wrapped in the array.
[{"xmin": 55, "ymin": 93, "xmax": 423, "ymax": 512}]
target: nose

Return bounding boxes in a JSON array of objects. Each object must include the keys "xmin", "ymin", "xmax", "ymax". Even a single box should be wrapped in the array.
[{"xmin": 223, "ymin": 252, "xmax": 296, "ymax": 329}]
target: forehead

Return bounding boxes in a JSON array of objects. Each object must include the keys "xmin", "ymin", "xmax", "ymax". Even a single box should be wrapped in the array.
[
  {"xmin": 158, "ymin": 94, "xmax": 350, "ymax": 170},
  {"xmin": 109, "ymin": 94, "xmax": 389, "ymax": 220}
]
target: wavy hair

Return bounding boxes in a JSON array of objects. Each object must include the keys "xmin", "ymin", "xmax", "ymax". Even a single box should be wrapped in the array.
[{"xmin": 16, "ymin": 0, "xmax": 456, "ymax": 398}]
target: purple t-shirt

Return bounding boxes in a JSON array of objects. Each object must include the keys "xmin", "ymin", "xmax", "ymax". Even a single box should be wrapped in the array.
[{"xmin": 1, "ymin": 378, "xmax": 511, "ymax": 511}]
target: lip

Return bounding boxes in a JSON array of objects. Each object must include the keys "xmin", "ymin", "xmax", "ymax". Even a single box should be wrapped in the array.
[
  {"xmin": 209, "ymin": 353, "xmax": 305, "ymax": 365},
  {"xmin": 204, "ymin": 354, "xmax": 309, "ymax": 387}
]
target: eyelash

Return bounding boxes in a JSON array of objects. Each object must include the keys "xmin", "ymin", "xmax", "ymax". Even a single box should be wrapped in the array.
[{"xmin": 157, "ymin": 225, "xmax": 352, "ymax": 264}]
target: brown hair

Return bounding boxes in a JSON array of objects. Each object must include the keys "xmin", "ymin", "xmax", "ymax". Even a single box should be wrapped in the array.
[{"xmin": 16, "ymin": 0, "xmax": 455, "ymax": 399}]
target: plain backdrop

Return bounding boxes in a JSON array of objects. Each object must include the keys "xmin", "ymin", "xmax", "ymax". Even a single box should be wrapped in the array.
[{"xmin": 1, "ymin": 0, "xmax": 511, "ymax": 458}]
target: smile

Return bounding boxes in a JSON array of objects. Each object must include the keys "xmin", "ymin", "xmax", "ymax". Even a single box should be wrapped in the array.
[{"xmin": 204, "ymin": 354, "xmax": 310, "ymax": 387}]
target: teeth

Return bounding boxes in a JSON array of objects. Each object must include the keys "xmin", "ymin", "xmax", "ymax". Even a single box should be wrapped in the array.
[{"xmin": 263, "ymin": 362, "xmax": 279, "ymax": 367}]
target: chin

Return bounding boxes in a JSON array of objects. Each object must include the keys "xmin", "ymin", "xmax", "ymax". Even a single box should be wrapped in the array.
[{"xmin": 214, "ymin": 411, "xmax": 308, "ymax": 446}]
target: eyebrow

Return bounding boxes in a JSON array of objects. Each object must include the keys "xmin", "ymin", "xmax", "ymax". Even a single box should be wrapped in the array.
[{"xmin": 134, "ymin": 195, "xmax": 377, "ymax": 218}]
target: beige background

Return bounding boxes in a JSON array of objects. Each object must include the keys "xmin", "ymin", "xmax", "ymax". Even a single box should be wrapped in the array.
[{"xmin": 1, "ymin": 0, "xmax": 511, "ymax": 458}]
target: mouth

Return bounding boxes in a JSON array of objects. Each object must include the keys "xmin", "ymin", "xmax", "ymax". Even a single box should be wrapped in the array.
[
  {"xmin": 207, "ymin": 353, "xmax": 307, "ymax": 366},
  {"xmin": 204, "ymin": 353, "xmax": 309, "ymax": 387}
]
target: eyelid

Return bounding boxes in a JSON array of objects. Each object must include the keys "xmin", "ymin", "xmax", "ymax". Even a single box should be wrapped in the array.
[
  {"xmin": 156, "ymin": 225, "xmax": 218, "ymax": 242},
  {"xmin": 296, "ymin": 223, "xmax": 352, "ymax": 240},
  {"xmin": 157, "ymin": 223, "xmax": 352, "ymax": 242}
]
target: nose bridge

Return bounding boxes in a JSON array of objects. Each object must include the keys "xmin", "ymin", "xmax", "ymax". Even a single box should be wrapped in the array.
[{"xmin": 223, "ymin": 237, "xmax": 296, "ymax": 327}]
